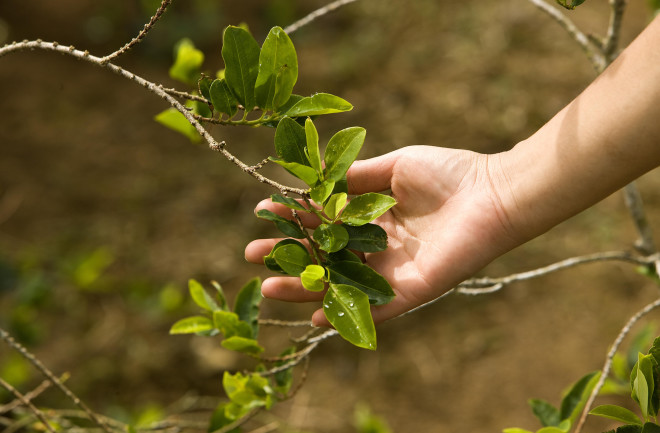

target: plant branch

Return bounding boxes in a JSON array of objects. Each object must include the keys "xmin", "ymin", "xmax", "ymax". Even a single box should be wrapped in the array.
[
  {"xmin": 0, "ymin": 377, "xmax": 56, "ymax": 433},
  {"xmin": 100, "ymin": 0, "xmax": 173, "ymax": 64},
  {"xmin": 163, "ymin": 86, "xmax": 209, "ymax": 104},
  {"xmin": 0, "ymin": 327, "xmax": 114, "ymax": 433},
  {"xmin": 258, "ymin": 319, "xmax": 312, "ymax": 327},
  {"xmin": 0, "ymin": 379, "xmax": 53, "ymax": 414},
  {"xmin": 574, "ymin": 296, "xmax": 660, "ymax": 433},
  {"xmin": 603, "ymin": 0, "xmax": 627, "ymax": 62},
  {"xmin": 284, "ymin": 0, "xmax": 360, "ymax": 35},
  {"xmin": 524, "ymin": 0, "xmax": 606, "ymax": 71},
  {"xmin": 623, "ymin": 182, "xmax": 657, "ymax": 256}
]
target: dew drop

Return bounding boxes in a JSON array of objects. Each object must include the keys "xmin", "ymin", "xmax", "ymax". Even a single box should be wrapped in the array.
[
  {"xmin": 337, "ymin": 312, "xmax": 345, "ymax": 317},
  {"xmin": 349, "ymin": 302, "xmax": 354, "ymax": 307},
  {"xmin": 323, "ymin": 304, "xmax": 330, "ymax": 308}
]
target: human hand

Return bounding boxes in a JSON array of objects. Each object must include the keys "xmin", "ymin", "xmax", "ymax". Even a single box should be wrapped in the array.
[{"xmin": 245, "ymin": 145, "xmax": 520, "ymax": 326}]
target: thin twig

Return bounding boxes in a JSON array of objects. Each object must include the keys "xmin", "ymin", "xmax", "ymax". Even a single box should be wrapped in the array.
[
  {"xmin": 284, "ymin": 0, "xmax": 360, "ymax": 35},
  {"xmin": 163, "ymin": 87, "xmax": 209, "ymax": 104},
  {"xmin": 525, "ymin": 0, "xmax": 605, "ymax": 71},
  {"xmin": 261, "ymin": 342, "xmax": 319, "ymax": 376},
  {"xmin": 0, "ymin": 327, "xmax": 114, "ymax": 433},
  {"xmin": 574, "ymin": 296, "xmax": 660, "ymax": 433},
  {"xmin": 0, "ymin": 379, "xmax": 53, "ymax": 414},
  {"xmin": 0, "ymin": 377, "xmax": 57, "ymax": 433},
  {"xmin": 603, "ymin": 0, "xmax": 627, "ymax": 62},
  {"xmin": 258, "ymin": 319, "xmax": 312, "ymax": 327},
  {"xmin": 211, "ymin": 408, "xmax": 262, "ymax": 433},
  {"xmin": 623, "ymin": 182, "xmax": 656, "ymax": 256},
  {"xmin": 100, "ymin": 0, "xmax": 173, "ymax": 64}
]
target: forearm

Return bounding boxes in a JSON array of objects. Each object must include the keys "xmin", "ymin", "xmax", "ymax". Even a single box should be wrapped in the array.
[{"xmin": 497, "ymin": 16, "xmax": 660, "ymax": 243}]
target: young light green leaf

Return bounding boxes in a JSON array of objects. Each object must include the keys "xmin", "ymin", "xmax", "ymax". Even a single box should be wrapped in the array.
[
  {"xmin": 209, "ymin": 79, "xmax": 238, "ymax": 118},
  {"xmin": 269, "ymin": 157, "xmax": 319, "ymax": 186},
  {"xmin": 270, "ymin": 194, "xmax": 308, "ymax": 212},
  {"xmin": 222, "ymin": 26, "xmax": 260, "ymax": 110},
  {"xmin": 342, "ymin": 193, "xmax": 397, "ymax": 226},
  {"xmin": 528, "ymin": 399, "xmax": 561, "ymax": 427},
  {"xmin": 301, "ymin": 264, "xmax": 326, "ymax": 292},
  {"xmin": 311, "ymin": 180, "xmax": 335, "ymax": 205},
  {"xmin": 559, "ymin": 371, "xmax": 601, "ymax": 423},
  {"xmin": 188, "ymin": 279, "xmax": 219, "ymax": 311},
  {"xmin": 536, "ymin": 428, "xmax": 570, "ymax": 433},
  {"xmin": 327, "ymin": 261, "xmax": 395, "ymax": 305},
  {"xmin": 169, "ymin": 38, "xmax": 204, "ymax": 86},
  {"xmin": 169, "ymin": 316, "xmax": 213, "ymax": 334},
  {"xmin": 502, "ymin": 429, "xmax": 534, "ymax": 433},
  {"xmin": 324, "ymin": 127, "xmax": 366, "ymax": 182},
  {"xmin": 255, "ymin": 26, "xmax": 298, "ymax": 111},
  {"xmin": 233, "ymin": 277, "xmax": 261, "ymax": 338},
  {"xmin": 313, "ymin": 224, "xmax": 349, "ymax": 253},
  {"xmin": 212, "ymin": 310, "xmax": 252, "ymax": 339},
  {"xmin": 590, "ymin": 405, "xmax": 643, "ymax": 425},
  {"xmin": 284, "ymin": 93, "xmax": 353, "ymax": 117},
  {"xmin": 208, "ymin": 403, "xmax": 241, "ymax": 433},
  {"xmin": 633, "ymin": 353, "xmax": 652, "ymax": 419},
  {"xmin": 221, "ymin": 336, "xmax": 264, "ymax": 355},
  {"xmin": 273, "ymin": 243, "xmax": 312, "ymax": 276},
  {"xmin": 223, "ymin": 371, "xmax": 274, "ymax": 409},
  {"xmin": 343, "ymin": 223, "xmax": 388, "ymax": 252},
  {"xmin": 154, "ymin": 108, "xmax": 201, "ymax": 143},
  {"xmin": 210, "ymin": 280, "xmax": 229, "ymax": 311},
  {"xmin": 305, "ymin": 117, "xmax": 322, "ymax": 173},
  {"xmin": 265, "ymin": 239, "xmax": 307, "ymax": 274},
  {"xmin": 324, "ymin": 284, "xmax": 376, "ymax": 350},
  {"xmin": 275, "ymin": 116, "xmax": 309, "ymax": 166},
  {"xmin": 324, "ymin": 193, "xmax": 347, "ymax": 220},
  {"xmin": 256, "ymin": 209, "xmax": 306, "ymax": 239}
]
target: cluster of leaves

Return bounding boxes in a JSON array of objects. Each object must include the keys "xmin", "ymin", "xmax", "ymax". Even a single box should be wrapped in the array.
[{"xmin": 156, "ymin": 25, "xmax": 353, "ymax": 141}]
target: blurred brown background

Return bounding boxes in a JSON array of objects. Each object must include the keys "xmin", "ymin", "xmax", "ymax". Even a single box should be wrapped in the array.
[{"xmin": 1, "ymin": 0, "xmax": 659, "ymax": 431}]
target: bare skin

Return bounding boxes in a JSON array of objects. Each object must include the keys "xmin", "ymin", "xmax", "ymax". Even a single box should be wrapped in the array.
[{"xmin": 245, "ymin": 16, "xmax": 660, "ymax": 327}]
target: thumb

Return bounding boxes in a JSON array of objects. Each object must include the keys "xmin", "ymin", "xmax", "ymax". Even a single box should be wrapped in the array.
[{"xmin": 346, "ymin": 149, "xmax": 400, "ymax": 195}]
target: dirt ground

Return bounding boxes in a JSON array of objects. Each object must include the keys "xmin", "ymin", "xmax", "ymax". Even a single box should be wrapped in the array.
[{"xmin": 1, "ymin": 1, "xmax": 660, "ymax": 432}]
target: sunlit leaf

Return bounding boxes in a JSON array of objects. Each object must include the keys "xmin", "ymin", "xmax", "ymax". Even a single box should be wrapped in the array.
[
  {"xmin": 154, "ymin": 107, "xmax": 201, "ymax": 143},
  {"xmin": 256, "ymin": 209, "xmax": 306, "ymax": 239},
  {"xmin": 209, "ymin": 79, "xmax": 238, "ymax": 118},
  {"xmin": 221, "ymin": 336, "xmax": 264, "ymax": 355},
  {"xmin": 304, "ymin": 117, "xmax": 322, "ymax": 174},
  {"xmin": 324, "ymin": 127, "xmax": 366, "ymax": 182},
  {"xmin": 323, "ymin": 284, "xmax": 376, "ymax": 350},
  {"xmin": 342, "ymin": 193, "xmax": 397, "ymax": 226},
  {"xmin": 212, "ymin": 310, "xmax": 252, "ymax": 339},
  {"xmin": 590, "ymin": 405, "xmax": 643, "ymax": 425},
  {"xmin": 269, "ymin": 157, "xmax": 319, "ymax": 186},
  {"xmin": 301, "ymin": 264, "xmax": 326, "ymax": 292},
  {"xmin": 264, "ymin": 239, "xmax": 307, "ymax": 274},
  {"xmin": 210, "ymin": 280, "xmax": 229, "ymax": 311},
  {"xmin": 327, "ymin": 261, "xmax": 395, "ymax": 305},
  {"xmin": 169, "ymin": 316, "xmax": 213, "ymax": 334},
  {"xmin": 273, "ymin": 243, "xmax": 312, "ymax": 276},
  {"xmin": 255, "ymin": 26, "xmax": 298, "ymax": 111},
  {"xmin": 502, "ymin": 429, "xmax": 534, "ymax": 433},
  {"xmin": 222, "ymin": 26, "xmax": 260, "ymax": 110},
  {"xmin": 189, "ymin": 279, "xmax": 219, "ymax": 311},
  {"xmin": 313, "ymin": 224, "xmax": 349, "ymax": 253},
  {"xmin": 311, "ymin": 180, "xmax": 335, "ymax": 205},
  {"xmin": 169, "ymin": 38, "xmax": 204, "ymax": 86},
  {"xmin": 234, "ymin": 277, "xmax": 262, "ymax": 338},
  {"xmin": 343, "ymin": 223, "xmax": 388, "ymax": 252},
  {"xmin": 275, "ymin": 116, "xmax": 309, "ymax": 166},
  {"xmin": 285, "ymin": 93, "xmax": 353, "ymax": 117},
  {"xmin": 324, "ymin": 193, "xmax": 347, "ymax": 220}
]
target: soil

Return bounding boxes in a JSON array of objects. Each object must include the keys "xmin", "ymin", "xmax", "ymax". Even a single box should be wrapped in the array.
[{"xmin": 1, "ymin": 1, "xmax": 659, "ymax": 432}]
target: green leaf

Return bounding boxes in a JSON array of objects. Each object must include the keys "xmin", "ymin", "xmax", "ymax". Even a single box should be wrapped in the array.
[
  {"xmin": 271, "ymin": 194, "xmax": 308, "ymax": 212},
  {"xmin": 342, "ymin": 193, "xmax": 397, "ymax": 226},
  {"xmin": 210, "ymin": 280, "xmax": 229, "ymax": 311},
  {"xmin": 528, "ymin": 399, "xmax": 560, "ymax": 427},
  {"xmin": 222, "ymin": 26, "xmax": 260, "ymax": 111},
  {"xmin": 324, "ymin": 193, "xmax": 347, "ymax": 220},
  {"xmin": 208, "ymin": 403, "xmax": 241, "ymax": 433},
  {"xmin": 273, "ymin": 94, "xmax": 305, "ymax": 117},
  {"xmin": 313, "ymin": 224, "xmax": 349, "ymax": 253},
  {"xmin": 301, "ymin": 264, "xmax": 326, "ymax": 292},
  {"xmin": 255, "ymin": 26, "xmax": 298, "ymax": 111},
  {"xmin": 632, "ymin": 353, "xmax": 654, "ymax": 419},
  {"xmin": 305, "ymin": 118, "xmax": 322, "ymax": 174},
  {"xmin": 273, "ymin": 243, "xmax": 312, "ymax": 276},
  {"xmin": 264, "ymin": 239, "xmax": 307, "ymax": 274},
  {"xmin": 327, "ymin": 249, "xmax": 362, "ymax": 264},
  {"xmin": 189, "ymin": 279, "xmax": 220, "ymax": 311},
  {"xmin": 324, "ymin": 127, "xmax": 366, "ymax": 182},
  {"xmin": 343, "ymin": 223, "xmax": 388, "ymax": 252},
  {"xmin": 223, "ymin": 371, "xmax": 274, "ymax": 409},
  {"xmin": 198, "ymin": 75, "xmax": 213, "ymax": 102},
  {"xmin": 221, "ymin": 336, "xmax": 264, "ymax": 355},
  {"xmin": 256, "ymin": 209, "xmax": 306, "ymax": 239},
  {"xmin": 324, "ymin": 284, "xmax": 376, "ymax": 350},
  {"xmin": 234, "ymin": 277, "xmax": 262, "ymax": 338},
  {"xmin": 269, "ymin": 157, "xmax": 319, "ymax": 186},
  {"xmin": 590, "ymin": 405, "xmax": 643, "ymax": 425},
  {"xmin": 559, "ymin": 371, "xmax": 601, "ymax": 423},
  {"xmin": 169, "ymin": 316, "xmax": 213, "ymax": 334},
  {"xmin": 154, "ymin": 107, "xmax": 201, "ymax": 143},
  {"xmin": 536, "ymin": 428, "xmax": 570, "ymax": 433},
  {"xmin": 285, "ymin": 93, "xmax": 353, "ymax": 117},
  {"xmin": 209, "ymin": 79, "xmax": 238, "ymax": 118},
  {"xmin": 275, "ymin": 116, "xmax": 309, "ymax": 166},
  {"xmin": 555, "ymin": 0, "xmax": 586, "ymax": 9},
  {"xmin": 502, "ymin": 429, "xmax": 534, "ymax": 433},
  {"xmin": 327, "ymin": 261, "xmax": 395, "ymax": 305},
  {"xmin": 311, "ymin": 180, "xmax": 335, "ymax": 205},
  {"xmin": 169, "ymin": 38, "xmax": 204, "ymax": 85},
  {"xmin": 642, "ymin": 423, "xmax": 660, "ymax": 433},
  {"xmin": 212, "ymin": 310, "xmax": 252, "ymax": 339}
]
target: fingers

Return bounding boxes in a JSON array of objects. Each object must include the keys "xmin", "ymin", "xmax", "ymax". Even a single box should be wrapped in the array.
[
  {"xmin": 346, "ymin": 150, "xmax": 400, "ymax": 195},
  {"xmin": 255, "ymin": 199, "xmax": 321, "ymax": 228},
  {"xmin": 261, "ymin": 277, "xmax": 325, "ymax": 302},
  {"xmin": 245, "ymin": 238, "xmax": 279, "ymax": 264}
]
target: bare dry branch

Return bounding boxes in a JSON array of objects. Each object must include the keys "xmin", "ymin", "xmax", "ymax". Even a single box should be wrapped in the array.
[
  {"xmin": 284, "ymin": 0, "xmax": 360, "ymax": 35},
  {"xmin": 0, "ymin": 379, "xmax": 53, "ymax": 414},
  {"xmin": 258, "ymin": 319, "xmax": 312, "ymax": 327},
  {"xmin": 574, "ymin": 296, "xmax": 660, "ymax": 433},
  {"xmin": 0, "ymin": 377, "xmax": 57, "ymax": 433}
]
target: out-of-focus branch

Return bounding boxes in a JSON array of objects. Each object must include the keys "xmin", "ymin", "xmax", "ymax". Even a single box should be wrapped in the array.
[
  {"xmin": 603, "ymin": 0, "xmax": 627, "ymax": 62},
  {"xmin": 284, "ymin": 0, "xmax": 360, "ymax": 35},
  {"xmin": 574, "ymin": 296, "xmax": 660, "ymax": 433},
  {"xmin": 0, "ymin": 377, "xmax": 56, "ymax": 433},
  {"xmin": 0, "ymin": 379, "xmax": 53, "ymax": 414},
  {"xmin": 623, "ymin": 182, "xmax": 657, "ymax": 256}
]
